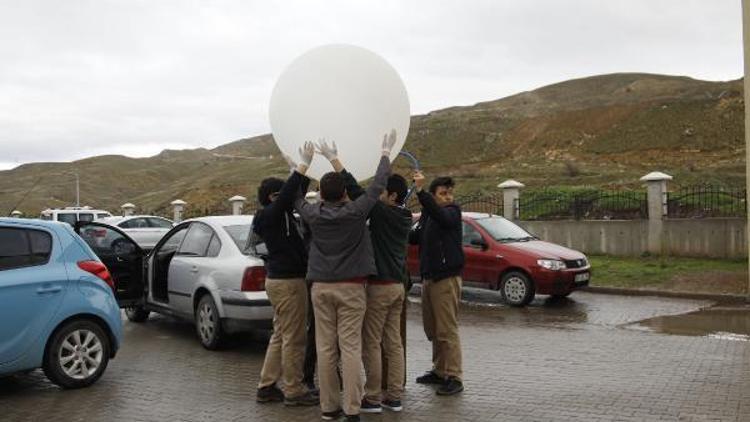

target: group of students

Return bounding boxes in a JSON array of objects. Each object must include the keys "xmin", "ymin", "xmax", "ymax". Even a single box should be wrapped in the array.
[{"xmin": 251, "ymin": 130, "xmax": 465, "ymax": 421}]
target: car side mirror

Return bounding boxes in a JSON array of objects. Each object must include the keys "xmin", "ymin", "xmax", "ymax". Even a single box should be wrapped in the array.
[{"xmin": 470, "ymin": 238, "xmax": 488, "ymax": 250}]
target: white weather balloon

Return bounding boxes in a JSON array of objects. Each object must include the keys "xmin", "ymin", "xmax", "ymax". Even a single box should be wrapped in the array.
[{"xmin": 269, "ymin": 44, "xmax": 411, "ymax": 181}]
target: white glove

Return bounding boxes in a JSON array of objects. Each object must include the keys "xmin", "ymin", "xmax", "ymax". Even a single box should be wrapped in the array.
[
  {"xmin": 315, "ymin": 139, "xmax": 338, "ymax": 161},
  {"xmin": 298, "ymin": 141, "xmax": 315, "ymax": 167},
  {"xmin": 381, "ymin": 129, "xmax": 397, "ymax": 156}
]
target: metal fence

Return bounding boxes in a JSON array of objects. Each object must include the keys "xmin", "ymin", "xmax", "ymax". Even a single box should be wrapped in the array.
[
  {"xmin": 406, "ymin": 192, "xmax": 504, "ymax": 215},
  {"xmin": 516, "ymin": 190, "xmax": 648, "ymax": 220},
  {"xmin": 666, "ymin": 185, "xmax": 747, "ymax": 218}
]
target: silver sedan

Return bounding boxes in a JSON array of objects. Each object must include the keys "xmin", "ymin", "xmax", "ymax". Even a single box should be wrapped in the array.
[{"xmin": 77, "ymin": 215, "xmax": 273, "ymax": 350}]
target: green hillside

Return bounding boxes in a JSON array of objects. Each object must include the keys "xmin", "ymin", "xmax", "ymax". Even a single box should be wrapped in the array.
[{"xmin": 0, "ymin": 72, "xmax": 744, "ymax": 217}]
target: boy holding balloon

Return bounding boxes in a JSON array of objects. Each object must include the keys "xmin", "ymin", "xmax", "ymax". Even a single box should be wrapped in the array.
[{"xmin": 292, "ymin": 133, "xmax": 397, "ymax": 421}]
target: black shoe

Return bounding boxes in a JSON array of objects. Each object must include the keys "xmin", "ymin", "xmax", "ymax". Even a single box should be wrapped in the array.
[
  {"xmin": 360, "ymin": 400, "xmax": 382, "ymax": 414},
  {"xmin": 436, "ymin": 377, "xmax": 464, "ymax": 396},
  {"xmin": 382, "ymin": 399, "xmax": 403, "ymax": 412},
  {"xmin": 344, "ymin": 415, "xmax": 360, "ymax": 422},
  {"xmin": 416, "ymin": 370, "xmax": 445, "ymax": 385},
  {"xmin": 321, "ymin": 409, "xmax": 343, "ymax": 420},
  {"xmin": 284, "ymin": 391, "xmax": 320, "ymax": 407},
  {"xmin": 256, "ymin": 385, "xmax": 284, "ymax": 403}
]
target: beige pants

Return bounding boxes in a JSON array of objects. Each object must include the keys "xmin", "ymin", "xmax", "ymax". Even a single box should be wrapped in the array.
[
  {"xmin": 422, "ymin": 276, "xmax": 463, "ymax": 381},
  {"xmin": 362, "ymin": 283, "xmax": 405, "ymax": 403},
  {"xmin": 258, "ymin": 278, "xmax": 308, "ymax": 398},
  {"xmin": 312, "ymin": 282, "xmax": 367, "ymax": 416}
]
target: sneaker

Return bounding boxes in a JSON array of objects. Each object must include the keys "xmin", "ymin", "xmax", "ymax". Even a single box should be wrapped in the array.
[
  {"xmin": 382, "ymin": 399, "xmax": 403, "ymax": 412},
  {"xmin": 256, "ymin": 385, "xmax": 284, "ymax": 403},
  {"xmin": 436, "ymin": 377, "xmax": 464, "ymax": 396},
  {"xmin": 321, "ymin": 409, "xmax": 343, "ymax": 420},
  {"xmin": 416, "ymin": 370, "xmax": 445, "ymax": 385},
  {"xmin": 344, "ymin": 415, "xmax": 360, "ymax": 422},
  {"xmin": 360, "ymin": 400, "xmax": 382, "ymax": 414},
  {"xmin": 284, "ymin": 391, "xmax": 319, "ymax": 407}
]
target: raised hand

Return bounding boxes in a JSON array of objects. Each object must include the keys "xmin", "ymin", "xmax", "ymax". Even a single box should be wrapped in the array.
[
  {"xmin": 298, "ymin": 141, "xmax": 315, "ymax": 167},
  {"xmin": 315, "ymin": 139, "xmax": 338, "ymax": 161},
  {"xmin": 413, "ymin": 170, "xmax": 426, "ymax": 191},
  {"xmin": 381, "ymin": 129, "xmax": 397, "ymax": 157}
]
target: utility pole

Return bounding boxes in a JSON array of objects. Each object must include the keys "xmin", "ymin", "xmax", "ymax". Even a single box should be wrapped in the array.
[{"xmin": 743, "ymin": 0, "xmax": 750, "ymax": 301}]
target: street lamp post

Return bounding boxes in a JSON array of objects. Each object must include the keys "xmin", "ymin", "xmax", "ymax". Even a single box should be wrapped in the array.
[{"xmin": 743, "ymin": 0, "xmax": 750, "ymax": 301}]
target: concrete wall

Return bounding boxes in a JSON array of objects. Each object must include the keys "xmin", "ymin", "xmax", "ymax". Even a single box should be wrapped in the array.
[
  {"xmin": 518, "ymin": 218, "xmax": 747, "ymax": 259},
  {"xmin": 519, "ymin": 220, "xmax": 648, "ymax": 256},
  {"xmin": 662, "ymin": 218, "xmax": 747, "ymax": 259}
]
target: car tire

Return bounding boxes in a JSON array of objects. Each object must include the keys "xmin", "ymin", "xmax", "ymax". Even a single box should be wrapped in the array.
[
  {"xmin": 125, "ymin": 306, "xmax": 150, "ymax": 323},
  {"xmin": 43, "ymin": 319, "xmax": 111, "ymax": 389},
  {"xmin": 500, "ymin": 271, "xmax": 535, "ymax": 307},
  {"xmin": 195, "ymin": 294, "xmax": 224, "ymax": 350}
]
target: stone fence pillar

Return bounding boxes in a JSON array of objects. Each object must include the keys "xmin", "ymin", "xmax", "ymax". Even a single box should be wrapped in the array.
[
  {"xmin": 10, "ymin": 210, "xmax": 22, "ymax": 218},
  {"xmin": 498, "ymin": 180, "xmax": 525, "ymax": 220},
  {"xmin": 121, "ymin": 203, "xmax": 136, "ymax": 216},
  {"xmin": 640, "ymin": 172, "xmax": 672, "ymax": 255},
  {"xmin": 229, "ymin": 195, "xmax": 246, "ymax": 215},
  {"xmin": 171, "ymin": 199, "xmax": 187, "ymax": 223}
]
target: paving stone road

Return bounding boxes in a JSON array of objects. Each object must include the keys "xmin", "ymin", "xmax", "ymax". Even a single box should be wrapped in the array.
[{"xmin": 1, "ymin": 290, "xmax": 748, "ymax": 422}]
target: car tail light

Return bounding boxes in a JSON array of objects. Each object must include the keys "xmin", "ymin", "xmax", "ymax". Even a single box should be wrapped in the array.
[
  {"xmin": 78, "ymin": 260, "xmax": 114, "ymax": 289},
  {"xmin": 241, "ymin": 266, "xmax": 266, "ymax": 291}
]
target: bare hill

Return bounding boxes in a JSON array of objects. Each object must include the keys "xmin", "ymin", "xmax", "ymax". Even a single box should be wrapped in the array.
[{"xmin": 0, "ymin": 73, "xmax": 743, "ymax": 217}]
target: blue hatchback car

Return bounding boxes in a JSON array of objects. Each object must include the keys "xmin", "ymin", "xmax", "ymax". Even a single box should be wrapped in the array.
[{"xmin": 0, "ymin": 218, "xmax": 123, "ymax": 388}]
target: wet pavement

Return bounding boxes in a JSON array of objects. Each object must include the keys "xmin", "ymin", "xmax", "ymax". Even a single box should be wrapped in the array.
[{"xmin": 1, "ymin": 288, "xmax": 749, "ymax": 421}]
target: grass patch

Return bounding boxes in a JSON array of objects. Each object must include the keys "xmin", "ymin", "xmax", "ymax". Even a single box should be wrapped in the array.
[{"xmin": 588, "ymin": 254, "xmax": 748, "ymax": 294}]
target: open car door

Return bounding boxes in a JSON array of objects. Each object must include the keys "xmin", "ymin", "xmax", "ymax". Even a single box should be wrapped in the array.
[{"xmin": 75, "ymin": 222, "xmax": 146, "ymax": 307}]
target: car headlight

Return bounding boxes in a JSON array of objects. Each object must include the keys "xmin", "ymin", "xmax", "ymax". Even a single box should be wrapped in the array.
[{"xmin": 537, "ymin": 259, "xmax": 566, "ymax": 271}]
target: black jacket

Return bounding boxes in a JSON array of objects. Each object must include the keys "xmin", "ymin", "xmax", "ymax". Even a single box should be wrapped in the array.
[
  {"xmin": 252, "ymin": 171, "xmax": 310, "ymax": 279},
  {"xmin": 342, "ymin": 169, "xmax": 413, "ymax": 284},
  {"xmin": 409, "ymin": 190, "xmax": 464, "ymax": 281}
]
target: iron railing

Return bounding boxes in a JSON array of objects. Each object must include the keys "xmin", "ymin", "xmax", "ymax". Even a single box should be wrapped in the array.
[
  {"xmin": 666, "ymin": 185, "xmax": 747, "ymax": 218},
  {"xmin": 516, "ymin": 190, "xmax": 648, "ymax": 220}
]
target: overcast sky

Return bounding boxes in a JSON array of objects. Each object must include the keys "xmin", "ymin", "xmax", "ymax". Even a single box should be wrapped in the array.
[{"xmin": 0, "ymin": 0, "xmax": 743, "ymax": 170}]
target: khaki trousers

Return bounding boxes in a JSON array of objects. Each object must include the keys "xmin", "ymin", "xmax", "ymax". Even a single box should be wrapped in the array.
[
  {"xmin": 258, "ymin": 278, "xmax": 308, "ymax": 398},
  {"xmin": 422, "ymin": 276, "xmax": 463, "ymax": 381},
  {"xmin": 312, "ymin": 282, "xmax": 367, "ymax": 416},
  {"xmin": 362, "ymin": 283, "xmax": 405, "ymax": 403}
]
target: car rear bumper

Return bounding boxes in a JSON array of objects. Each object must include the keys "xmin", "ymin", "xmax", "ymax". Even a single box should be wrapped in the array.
[
  {"xmin": 534, "ymin": 267, "xmax": 591, "ymax": 295},
  {"xmin": 219, "ymin": 291, "xmax": 273, "ymax": 322}
]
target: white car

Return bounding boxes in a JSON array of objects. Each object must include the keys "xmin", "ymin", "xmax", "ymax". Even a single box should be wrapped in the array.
[
  {"xmin": 40, "ymin": 207, "xmax": 112, "ymax": 226},
  {"xmin": 96, "ymin": 215, "xmax": 174, "ymax": 250},
  {"xmin": 76, "ymin": 215, "xmax": 273, "ymax": 350}
]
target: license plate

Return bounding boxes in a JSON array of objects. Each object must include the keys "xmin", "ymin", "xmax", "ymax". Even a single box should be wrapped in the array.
[{"xmin": 575, "ymin": 273, "xmax": 590, "ymax": 282}]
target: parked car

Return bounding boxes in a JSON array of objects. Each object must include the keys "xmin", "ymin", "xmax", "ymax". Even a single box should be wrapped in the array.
[
  {"xmin": 95, "ymin": 215, "xmax": 174, "ymax": 251},
  {"xmin": 75, "ymin": 215, "xmax": 273, "ymax": 350},
  {"xmin": 407, "ymin": 212, "xmax": 591, "ymax": 306},
  {"xmin": 0, "ymin": 218, "xmax": 123, "ymax": 388},
  {"xmin": 40, "ymin": 207, "xmax": 113, "ymax": 226}
]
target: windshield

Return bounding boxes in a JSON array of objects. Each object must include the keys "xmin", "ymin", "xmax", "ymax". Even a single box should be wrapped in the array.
[{"xmin": 475, "ymin": 217, "xmax": 535, "ymax": 242}]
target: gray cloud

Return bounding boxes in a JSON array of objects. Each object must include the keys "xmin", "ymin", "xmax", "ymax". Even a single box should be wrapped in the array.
[{"xmin": 0, "ymin": 0, "xmax": 742, "ymax": 170}]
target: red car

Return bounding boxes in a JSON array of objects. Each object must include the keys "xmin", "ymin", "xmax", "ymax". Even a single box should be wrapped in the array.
[{"xmin": 407, "ymin": 212, "xmax": 591, "ymax": 307}]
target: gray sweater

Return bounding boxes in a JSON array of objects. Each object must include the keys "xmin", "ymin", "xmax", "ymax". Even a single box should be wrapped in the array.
[{"xmin": 294, "ymin": 156, "xmax": 391, "ymax": 282}]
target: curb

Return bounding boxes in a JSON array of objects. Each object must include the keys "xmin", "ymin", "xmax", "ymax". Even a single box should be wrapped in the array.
[{"xmin": 582, "ymin": 286, "xmax": 748, "ymax": 303}]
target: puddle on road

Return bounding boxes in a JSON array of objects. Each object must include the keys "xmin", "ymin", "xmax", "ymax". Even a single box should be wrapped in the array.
[{"xmin": 634, "ymin": 306, "xmax": 750, "ymax": 341}]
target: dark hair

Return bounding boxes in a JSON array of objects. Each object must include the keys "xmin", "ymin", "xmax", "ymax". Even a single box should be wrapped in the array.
[
  {"xmin": 258, "ymin": 177, "xmax": 284, "ymax": 206},
  {"xmin": 320, "ymin": 172, "xmax": 346, "ymax": 202},
  {"xmin": 429, "ymin": 176, "xmax": 455, "ymax": 194},
  {"xmin": 387, "ymin": 174, "xmax": 409, "ymax": 204}
]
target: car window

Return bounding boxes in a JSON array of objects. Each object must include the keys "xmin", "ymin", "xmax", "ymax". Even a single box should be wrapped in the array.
[
  {"xmin": 78, "ymin": 213, "xmax": 95, "ymax": 223},
  {"xmin": 96, "ymin": 213, "xmax": 111, "ymax": 219},
  {"xmin": 177, "ymin": 223, "xmax": 214, "ymax": 257},
  {"xmin": 28, "ymin": 230, "xmax": 53, "ymax": 265},
  {"xmin": 0, "ymin": 228, "xmax": 52, "ymax": 271},
  {"xmin": 206, "ymin": 235, "xmax": 221, "ymax": 257},
  {"xmin": 120, "ymin": 218, "xmax": 149, "ymax": 229},
  {"xmin": 147, "ymin": 218, "xmax": 173, "ymax": 229},
  {"xmin": 223, "ymin": 224, "xmax": 254, "ymax": 255},
  {"xmin": 58, "ymin": 213, "xmax": 77, "ymax": 226},
  {"xmin": 159, "ymin": 226, "xmax": 188, "ymax": 254},
  {"xmin": 40, "ymin": 213, "xmax": 52, "ymax": 220},
  {"xmin": 79, "ymin": 225, "xmax": 138, "ymax": 259},
  {"xmin": 462, "ymin": 222, "xmax": 483, "ymax": 246}
]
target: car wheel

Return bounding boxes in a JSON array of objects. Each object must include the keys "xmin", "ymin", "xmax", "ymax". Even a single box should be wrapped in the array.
[
  {"xmin": 500, "ymin": 271, "xmax": 535, "ymax": 307},
  {"xmin": 196, "ymin": 294, "xmax": 224, "ymax": 350},
  {"xmin": 125, "ymin": 305, "xmax": 150, "ymax": 323},
  {"xmin": 43, "ymin": 319, "xmax": 110, "ymax": 389}
]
